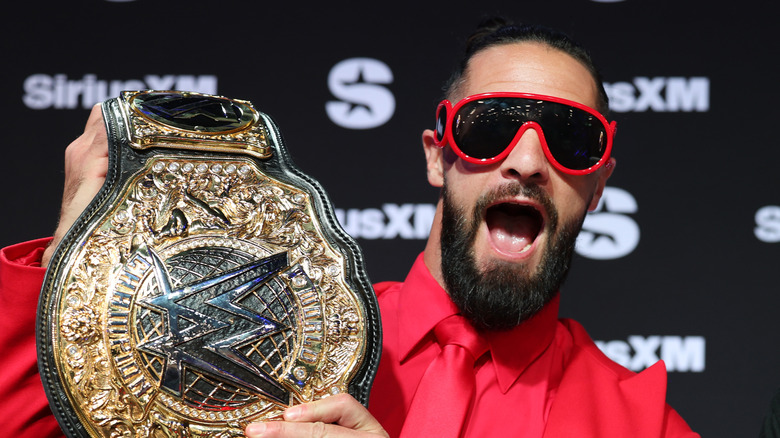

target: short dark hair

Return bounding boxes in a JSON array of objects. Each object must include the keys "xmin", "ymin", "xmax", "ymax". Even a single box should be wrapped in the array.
[{"xmin": 443, "ymin": 17, "xmax": 610, "ymax": 115}]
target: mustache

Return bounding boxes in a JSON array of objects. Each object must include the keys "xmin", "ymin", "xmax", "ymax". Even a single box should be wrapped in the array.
[{"xmin": 472, "ymin": 182, "xmax": 558, "ymax": 233}]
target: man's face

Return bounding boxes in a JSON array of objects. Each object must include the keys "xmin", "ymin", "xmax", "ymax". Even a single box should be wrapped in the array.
[
  {"xmin": 439, "ymin": 177, "xmax": 586, "ymax": 330},
  {"xmin": 422, "ymin": 42, "xmax": 614, "ymax": 329}
]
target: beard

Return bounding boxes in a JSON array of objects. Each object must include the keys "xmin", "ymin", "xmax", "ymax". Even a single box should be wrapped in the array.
[{"xmin": 440, "ymin": 180, "xmax": 587, "ymax": 331}]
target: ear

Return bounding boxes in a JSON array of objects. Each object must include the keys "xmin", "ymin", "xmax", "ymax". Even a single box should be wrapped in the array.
[
  {"xmin": 422, "ymin": 129, "xmax": 444, "ymax": 188},
  {"xmin": 588, "ymin": 157, "xmax": 616, "ymax": 211}
]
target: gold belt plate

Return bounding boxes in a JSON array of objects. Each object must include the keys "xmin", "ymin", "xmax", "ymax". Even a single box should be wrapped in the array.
[{"xmin": 38, "ymin": 91, "xmax": 381, "ymax": 437}]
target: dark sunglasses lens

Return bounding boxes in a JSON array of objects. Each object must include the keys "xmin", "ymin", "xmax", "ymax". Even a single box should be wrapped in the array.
[
  {"xmin": 435, "ymin": 105, "xmax": 447, "ymax": 142},
  {"xmin": 453, "ymin": 98, "xmax": 607, "ymax": 169},
  {"xmin": 452, "ymin": 99, "xmax": 521, "ymax": 159},
  {"xmin": 541, "ymin": 106, "xmax": 607, "ymax": 170}
]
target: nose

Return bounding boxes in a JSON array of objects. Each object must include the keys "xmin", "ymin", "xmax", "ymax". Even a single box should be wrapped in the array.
[{"xmin": 498, "ymin": 124, "xmax": 550, "ymax": 183}]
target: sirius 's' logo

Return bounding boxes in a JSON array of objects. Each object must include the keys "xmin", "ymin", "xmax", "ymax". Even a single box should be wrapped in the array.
[
  {"xmin": 576, "ymin": 186, "xmax": 640, "ymax": 260},
  {"xmin": 326, "ymin": 58, "xmax": 395, "ymax": 129}
]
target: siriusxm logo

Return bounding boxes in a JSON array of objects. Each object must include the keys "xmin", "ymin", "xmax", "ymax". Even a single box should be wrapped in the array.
[
  {"xmin": 335, "ymin": 186, "xmax": 639, "ymax": 261},
  {"xmin": 577, "ymin": 187, "xmax": 640, "ymax": 260},
  {"xmin": 605, "ymin": 77, "xmax": 710, "ymax": 112},
  {"xmin": 596, "ymin": 335, "xmax": 706, "ymax": 373},
  {"xmin": 336, "ymin": 187, "xmax": 639, "ymax": 261},
  {"xmin": 335, "ymin": 204, "xmax": 435, "ymax": 240},
  {"xmin": 326, "ymin": 58, "xmax": 395, "ymax": 129},
  {"xmin": 23, "ymin": 74, "xmax": 218, "ymax": 110},
  {"xmin": 755, "ymin": 205, "xmax": 780, "ymax": 242}
]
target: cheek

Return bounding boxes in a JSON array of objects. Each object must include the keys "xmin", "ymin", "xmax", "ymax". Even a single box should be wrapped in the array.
[
  {"xmin": 444, "ymin": 156, "xmax": 499, "ymax": 188},
  {"xmin": 553, "ymin": 177, "xmax": 598, "ymax": 217},
  {"xmin": 444, "ymin": 170, "xmax": 491, "ymax": 205},
  {"xmin": 442, "ymin": 176, "xmax": 484, "ymax": 224}
]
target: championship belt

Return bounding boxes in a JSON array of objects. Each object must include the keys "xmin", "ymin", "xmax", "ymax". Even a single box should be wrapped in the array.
[{"xmin": 37, "ymin": 91, "xmax": 382, "ymax": 437}]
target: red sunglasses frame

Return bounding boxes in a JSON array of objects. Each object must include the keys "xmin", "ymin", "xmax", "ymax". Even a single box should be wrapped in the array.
[{"xmin": 433, "ymin": 92, "xmax": 617, "ymax": 176}]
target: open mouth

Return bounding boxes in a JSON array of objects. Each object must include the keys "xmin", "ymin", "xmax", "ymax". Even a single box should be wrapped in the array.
[{"xmin": 485, "ymin": 203, "xmax": 544, "ymax": 255}]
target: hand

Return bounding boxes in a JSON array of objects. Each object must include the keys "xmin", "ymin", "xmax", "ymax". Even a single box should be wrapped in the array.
[
  {"xmin": 42, "ymin": 104, "xmax": 109, "ymax": 267},
  {"xmin": 244, "ymin": 394, "xmax": 389, "ymax": 438}
]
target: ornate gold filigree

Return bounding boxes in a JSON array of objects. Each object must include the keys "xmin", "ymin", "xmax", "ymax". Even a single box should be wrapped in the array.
[
  {"xmin": 53, "ymin": 155, "xmax": 367, "ymax": 436},
  {"xmin": 121, "ymin": 91, "xmax": 272, "ymax": 160}
]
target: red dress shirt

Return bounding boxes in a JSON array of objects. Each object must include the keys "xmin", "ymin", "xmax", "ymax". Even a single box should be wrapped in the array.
[
  {"xmin": 369, "ymin": 253, "xmax": 700, "ymax": 438},
  {"xmin": 0, "ymin": 242, "xmax": 698, "ymax": 438},
  {"xmin": 0, "ymin": 239, "xmax": 62, "ymax": 437}
]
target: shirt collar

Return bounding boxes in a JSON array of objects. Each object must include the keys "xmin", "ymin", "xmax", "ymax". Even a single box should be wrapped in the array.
[
  {"xmin": 396, "ymin": 253, "xmax": 560, "ymax": 394},
  {"xmin": 397, "ymin": 254, "xmax": 460, "ymax": 360}
]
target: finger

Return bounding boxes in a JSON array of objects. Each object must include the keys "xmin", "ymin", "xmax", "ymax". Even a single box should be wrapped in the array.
[
  {"xmin": 64, "ymin": 105, "xmax": 108, "ymax": 176},
  {"xmin": 42, "ymin": 105, "xmax": 110, "ymax": 266},
  {"xmin": 283, "ymin": 394, "xmax": 386, "ymax": 434},
  {"xmin": 246, "ymin": 420, "xmax": 340, "ymax": 438},
  {"xmin": 60, "ymin": 106, "xmax": 109, "ymax": 214},
  {"xmin": 245, "ymin": 419, "xmax": 386, "ymax": 438},
  {"xmin": 83, "ymin": 104, "xmax": 109, "ymax": 159}
]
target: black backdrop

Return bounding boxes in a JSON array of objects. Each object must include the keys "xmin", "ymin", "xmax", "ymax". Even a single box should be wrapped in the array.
[{"xmin": 2, "ymin": 1, "xmax": 777, "ymax": 436}]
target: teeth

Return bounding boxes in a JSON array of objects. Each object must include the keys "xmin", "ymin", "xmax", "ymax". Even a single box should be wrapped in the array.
[{"xmin": 520, "ymin": 243, "xmax": 532, "ymax": 253}]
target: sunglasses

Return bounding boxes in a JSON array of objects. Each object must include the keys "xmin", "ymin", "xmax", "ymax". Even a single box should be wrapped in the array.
[{"xmin": 433, "ymin": 92, "xmax": 616, "ymax": 175}]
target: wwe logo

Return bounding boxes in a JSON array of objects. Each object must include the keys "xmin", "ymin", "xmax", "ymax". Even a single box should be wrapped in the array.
[{"xmin": 138, "ymin": 248, "xmax": 292, "ymax": 404}]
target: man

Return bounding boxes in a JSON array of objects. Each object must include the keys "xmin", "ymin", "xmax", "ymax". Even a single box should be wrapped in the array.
[
  {"xmin": 761, "ymin": 389, "xmax": 780, "ymax": 437},
  {"xmin": 0, "ymin": 19, "xmax": 698, "ymax": 437}
]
